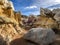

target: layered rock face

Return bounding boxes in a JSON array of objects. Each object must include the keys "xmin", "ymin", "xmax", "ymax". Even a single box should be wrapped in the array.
[
  {"xmin": 40, "ymin": 8, "xmax": 54, "ymax": 17},
  {"xmin": 34, "ymin": 16, "xmax": 58, "ymax": 29},
  {"xmin": 0, "ymin": 0, "xmax": 25, "ymax": 45},
  {"xmin": 0, "ymin": 0, "xmax": 14, "ymax": 10},
  {"xmin": 34, "ymin": 8, "xmax": 60, "ymax": 31},
  {"xmin": 0, "ymin": 0, "xmax": 21, "ymax": 24}
]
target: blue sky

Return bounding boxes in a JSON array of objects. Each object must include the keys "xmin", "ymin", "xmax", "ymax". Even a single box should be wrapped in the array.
[{"xmin": 11, "ymin": 0, "xmax": 60, "ymax": 15}]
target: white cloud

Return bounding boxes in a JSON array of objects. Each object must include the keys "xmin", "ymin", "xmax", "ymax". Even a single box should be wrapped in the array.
[
  {"xmin": 32, "ymin": 0, "xmax": 60, "ymax": 8},
  {"xmin": 25, "ymin": 5, "xmax": 37, "ymax": 9},
  {"xmin": 24, "ymin": 0, "xmax": 60, "ymax": 15},
  {"xmin": 55, "ymin": 0, "xmax": 60, "ymax": 3},
  {"xmin": 27, "ymin": 11, "xmax": 40, "ymax": 15}
]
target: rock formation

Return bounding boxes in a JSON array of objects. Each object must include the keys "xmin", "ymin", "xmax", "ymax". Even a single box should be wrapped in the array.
[
  {"xmin": 37, "ymin": 8, "xmax": 60, "ymax": 30},
  {"xmin": 24, "ymin": 28, "xmax": 55, "ymax": 45},
  {"xmin": 34, "ymin": 15, "xmax": 58, "ymax": 29},
  {"xmin": 40, "ymin": 8, "xmax": 55, "ymax": 17},
  {"xmin": 14, "ymin": 12, "xmax": 21, "ymax": 24},
  {"xmin": 0, "ymin": 0, "xmax": 60, "ymax": 45},
  {"xmin": 0, "ymin": 0, "xmax": 14, "ymax": 10},
  {"xmin": 0, "ymin": 0, "xmax": 26, "ymax": 45}
]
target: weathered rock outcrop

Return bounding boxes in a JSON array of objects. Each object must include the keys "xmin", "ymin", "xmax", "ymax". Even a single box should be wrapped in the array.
[
  {"xmin": 52, "ymin": 8, "xmax": 60, "ymax": 14},
  {"xmin": 40, "ymin": 8, "xmax": 54, "ymax": 17},
  {"xmin": 39, "ymin": 8, "xmax": 60, "ymax": 31},
  {"xmin": 0, "ymin": 0, "xmax": 24, "ymax": 45},
  {"xmin": 54, "ymin": 12, "xmax": 60, "ymax": 22},
  {"xmin": 14, "ymin": 12, "xmax": 21, "ymax": 24},
  {"xmin": 0, "ymin": 0, "xmax": 14, "ymax": 10},
  {"xmin": 34, "ymin": 15, "xmax": 58, "ymax": 29}
]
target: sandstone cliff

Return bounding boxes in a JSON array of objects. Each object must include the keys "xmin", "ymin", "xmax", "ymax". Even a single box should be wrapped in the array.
[{"xmin": 0, "ymin": 0, "xmax": 26, "ymax": 45}]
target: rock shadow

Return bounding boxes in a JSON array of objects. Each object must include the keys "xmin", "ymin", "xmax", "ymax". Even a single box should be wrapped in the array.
[
  {"xmin": 10, "ymin": 37, "xmax": 38, "ymax": 45},
  {"xmin": 0, "ymin": 35, "xmax": 7, "ymax": 45}
]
